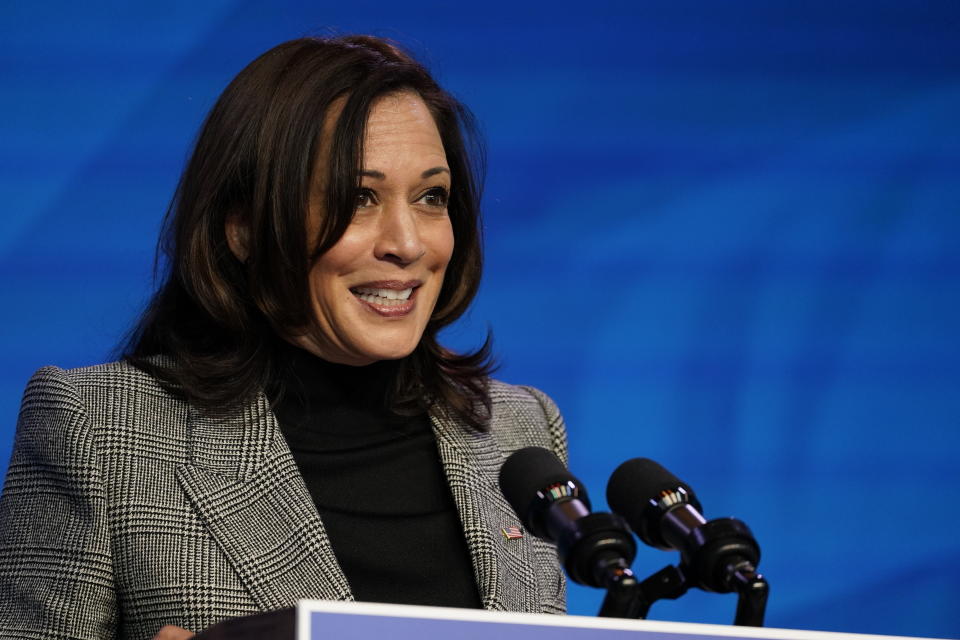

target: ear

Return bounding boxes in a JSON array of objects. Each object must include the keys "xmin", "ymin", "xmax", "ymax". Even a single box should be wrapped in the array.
[{"xmin": 224, "ymin": 213, "xmax": 250, "ymax": 263}]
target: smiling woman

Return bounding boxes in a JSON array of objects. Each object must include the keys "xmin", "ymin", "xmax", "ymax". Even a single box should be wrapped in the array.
[
  {"xmin": 128, "ymin": 37, "xmax": 488, "ymax": 429},
  {"xmin": 0, "ymin": 36, "xmax": 568, "ymax": 640}
]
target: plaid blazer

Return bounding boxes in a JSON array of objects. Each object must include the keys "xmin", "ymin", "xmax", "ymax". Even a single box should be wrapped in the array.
[{"xmin": 0, "ymin": 362, "xmax": 568, "ymax": 640}]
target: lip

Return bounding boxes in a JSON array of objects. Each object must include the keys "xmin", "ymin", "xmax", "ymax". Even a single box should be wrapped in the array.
[{"xmin": 350, "ymin": 280, "xmax": 422, "ymax": 318}]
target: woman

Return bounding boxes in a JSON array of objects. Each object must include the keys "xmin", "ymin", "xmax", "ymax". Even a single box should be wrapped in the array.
[{"xmin": 0, "ymin": 36, "xmax": 567, "ymax": 640}]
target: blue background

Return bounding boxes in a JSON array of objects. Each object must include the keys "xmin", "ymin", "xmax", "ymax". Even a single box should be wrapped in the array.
[{"xmin": 1, "ymin": 2, "xmax": 958, "ymax": 638}]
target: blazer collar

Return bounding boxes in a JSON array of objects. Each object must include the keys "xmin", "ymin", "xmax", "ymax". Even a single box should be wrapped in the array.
[
  {"xmin": 429, "ymin": 404, "xmax": 542, "ymax": 611},
  {"xmin": 176, "ymin": 391, "xmax": 542, "ymax": 612},
  {"xmin": 175, "ymin": 391, "xmax": 352, "ymax": 610}
]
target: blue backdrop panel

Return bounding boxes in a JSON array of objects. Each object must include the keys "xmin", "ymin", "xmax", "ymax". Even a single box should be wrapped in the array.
[{"xmin": 1, "ymin": 2, "xmax": 958, "ymax": 638}]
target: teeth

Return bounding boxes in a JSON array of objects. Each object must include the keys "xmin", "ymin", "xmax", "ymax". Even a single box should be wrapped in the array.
[
  {"xmin": 353, "ymin": 287, "xmax": 414, "ymax": 303},
  {"xmin": 356, "ymin": 293, "xmax": 409, "ymax": 306}
]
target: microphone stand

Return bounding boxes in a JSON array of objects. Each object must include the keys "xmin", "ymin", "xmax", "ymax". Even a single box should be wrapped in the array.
[
  {"xmin": 597, "ymin": 515, "xmax": 770, "ymax": 627},
  {"xmin": 728, "ymin": 560, "xmax": 769, "ymax": 626},
  {"xmin": 598, "ymin": 564, "xmax": 688, "ymax": 620},
  {"xmin": 598, "ymin": 561, "xmax": 768, "ymax": 625}
]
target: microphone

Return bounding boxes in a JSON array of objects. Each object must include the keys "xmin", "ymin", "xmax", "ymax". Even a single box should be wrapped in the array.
[
  {"xmin": 498, "ymin": 447, "xmax": 637, "ymax": 589},
  {"xmin": 606, "ymin": 458, "xmax": 762, "ymax": 595}
]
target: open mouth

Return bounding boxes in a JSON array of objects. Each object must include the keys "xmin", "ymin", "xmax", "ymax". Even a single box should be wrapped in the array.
[{"xmin": 348, "ymin": 282, "xmax": 422, "ymax": 316}]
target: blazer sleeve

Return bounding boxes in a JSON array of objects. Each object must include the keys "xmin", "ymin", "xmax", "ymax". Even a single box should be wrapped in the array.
[
  {"xmin": 517, "ymin": 385, "xmax": 569, "ymax": 468},
  {"xmin": 0, "ymin": 367, "xmax": 118, "ymax": 640}
]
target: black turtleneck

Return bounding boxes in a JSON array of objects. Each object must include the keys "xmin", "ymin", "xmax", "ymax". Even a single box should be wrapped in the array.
[{"xmin": 267, "ymin": 343, "xmax": 483, "ymax": 608}]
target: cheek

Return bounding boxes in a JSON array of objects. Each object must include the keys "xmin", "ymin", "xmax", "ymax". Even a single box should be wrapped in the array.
[
  {"xmin": 307, "ymin": 257, "xmax": 354, "ymax": 314},
  {"xmin": 311, "ymin": 233, "xmax": 367, "ymax": 284},
  {"xmin": 433, "ymin": 221, "xmax": 455, "ymax": 270}
]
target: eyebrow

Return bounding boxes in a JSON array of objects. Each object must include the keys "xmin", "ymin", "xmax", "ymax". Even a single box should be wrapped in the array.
[
  {"xmin": 420, "ymin": 166, "xmax": 450, "ymax": 179},
  {"xmin": 359, "ymin": 167, "xmax": 450, "ymax": 180}
]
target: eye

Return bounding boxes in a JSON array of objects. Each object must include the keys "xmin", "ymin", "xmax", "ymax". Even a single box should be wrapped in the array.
[
  {"xmin": 418, "ymin": 186, "xmax": 449, "ymax": 208},
  {"xmin": 355, "ymin": 188, "xmax": 377, "ymax": 209}
]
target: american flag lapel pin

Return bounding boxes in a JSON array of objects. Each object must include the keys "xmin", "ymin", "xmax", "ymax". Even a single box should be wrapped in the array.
[{"xmin": 501, "ymin": 525, "xmax": 523, "ymax": 540}]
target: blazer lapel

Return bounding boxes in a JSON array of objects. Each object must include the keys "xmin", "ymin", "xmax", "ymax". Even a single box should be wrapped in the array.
[
  {"xmin": 430, "ymin": 406, "xmax": 541, "ymax": 612},
  {"xmin": 175, "ymin": 391, "xmax": 353, "ymax": 610}
]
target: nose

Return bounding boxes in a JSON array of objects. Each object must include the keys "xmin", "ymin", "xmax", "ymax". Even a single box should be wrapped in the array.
[{"xmin": 374, "ymin": 201, "xmax": 426, "ymax": 265}]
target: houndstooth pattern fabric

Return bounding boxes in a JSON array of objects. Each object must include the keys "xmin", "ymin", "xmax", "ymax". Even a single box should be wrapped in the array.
[{"xmin": 0, "ymin": 362, "xmax": 568, "ymax": 640}]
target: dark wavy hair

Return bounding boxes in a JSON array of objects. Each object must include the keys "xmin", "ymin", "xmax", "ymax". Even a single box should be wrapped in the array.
[{"xmin": 122, "ymin": 35, "xmax": 493, "ymax": 429}]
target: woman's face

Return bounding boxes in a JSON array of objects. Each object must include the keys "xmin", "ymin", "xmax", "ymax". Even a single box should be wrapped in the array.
[{"xmin": 295, "ymin": 91, "xmax": 454, "ymax": 365}]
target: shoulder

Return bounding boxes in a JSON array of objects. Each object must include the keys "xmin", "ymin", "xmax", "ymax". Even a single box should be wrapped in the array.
[
  {"xmin": 486, "ymin": 379, "xmax": 562, "ymax": 428},
  {"xmin": 23, "ymin": 359, "xmax": 177, "ymax": 406},
  {"xmin": 20, "ymin": 359, "xmax": 189, "ymax": 441},
  {"xmin": 484, "ymin": 379, "xmax": 569, "ymax": 467}
]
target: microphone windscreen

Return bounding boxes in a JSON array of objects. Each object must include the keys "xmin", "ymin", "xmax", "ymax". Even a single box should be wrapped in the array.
[
  {"xmin": 606, "ymin": 458, "xmax": 701, "ymax": 527},
  {"xmin": 498, "ymin": 447, "xmax": 587, "ymax": 523}
]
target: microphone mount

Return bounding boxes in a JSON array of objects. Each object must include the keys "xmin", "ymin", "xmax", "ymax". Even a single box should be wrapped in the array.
[{"xmin": 600, "ymin": 482, "xmax": 769, "ymax": 626}]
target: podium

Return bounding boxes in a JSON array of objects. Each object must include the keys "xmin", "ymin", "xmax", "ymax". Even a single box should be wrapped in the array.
[{"xmin": 196, "ymin": 600, "xmax": 950, "ymax": 640}]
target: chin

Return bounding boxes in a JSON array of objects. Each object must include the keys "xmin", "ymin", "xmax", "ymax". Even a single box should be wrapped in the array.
[
  {"xmin": 351, "ymin": 322, "xmax": 427, "ymax": 362},
  {"xmin": 359, "ymin": 341, "xmax": 420, "ymax": 362}
]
